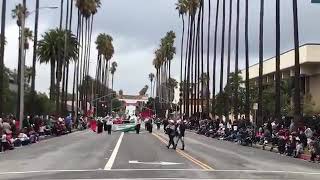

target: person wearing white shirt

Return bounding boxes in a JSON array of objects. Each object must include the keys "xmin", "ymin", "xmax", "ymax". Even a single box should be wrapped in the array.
[
  {"xmin": 134, "ymin": 116, "xmax": 141, "ymax": 134},
  {"xmin": 106, "ymin": 117, "xmax": 113, "ymax": 135}
]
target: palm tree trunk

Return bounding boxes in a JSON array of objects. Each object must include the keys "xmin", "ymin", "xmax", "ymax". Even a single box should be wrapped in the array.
[
  {"xmin": 244, "ymin": 0, "xmax": 250, "ymax": 122},
  {"xmin": 206, "ymin": 0, "xmax": 211, "ymax": 116},
  {"xmin": 234, "ymin": 0, "xmax": 240, "ymax": 121},
  {"xmin": 292, "ymin": 0, "xmax": 301, "ymax": 128},
  {"xmin": 226, "ymin": 0, "xmax": 233, "ymax": 120},
  {"xmin": 186, "ymin": 15, "xmax": 194, "ymax": 117},
  {"xmin": 220, "ymin": 0, "xmax": 226, "ymax": 120},
  {"xmin": 0, "ymin": 0, "xmax": 6, "ymax": 115},
  {"xmin": 184, "ymin": 15, "xmax": 191, "ymax": 117},
  {"xmin": 258, "ymin": 0, "xmax": 264, "ymax": 127},
  {"xmin": 72, "ymin": 9, "xmax": 81, "ymax": 115},
  {"xmin": 31, "ymin": 0, "xmax": 39, "ymax": 112},
  {"xmin": 226, "ymin": 0, "xmax": 232, "ymax": 87},
  {"xmin": 212, "ymin": 0, "xmax": 220, "ymax": 119},
  {"xmin": 195, "ymin": 5, "xmax": 202, "ymax": 116},
  {"xmin": 275, "ymin": 0, "xmax": 281, "ymax": 122},
  {"xmin": 200, "ymin": 0, "xmax": 204, "ymax": 117},
  {"xmin": 180, "ymin": 15, "xmax": 185, "ymax": 116}
]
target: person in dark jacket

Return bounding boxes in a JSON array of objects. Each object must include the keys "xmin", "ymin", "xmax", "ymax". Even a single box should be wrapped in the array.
[
  {"xmin": 166, "ymin": 120, "xmax": 176, "ymax": 149},
  {"xmin": 174, "ymin": 119, "xmax": 186, "ymax": 150}
]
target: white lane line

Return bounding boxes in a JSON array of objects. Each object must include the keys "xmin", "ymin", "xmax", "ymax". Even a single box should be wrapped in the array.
[{"xmin": 104, "ymin": 132, "xmax": 124, "ymax": 170}]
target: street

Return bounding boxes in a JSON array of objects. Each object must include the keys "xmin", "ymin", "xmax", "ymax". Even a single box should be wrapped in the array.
[{"xmin": 0, "ymin": 127, "xmax": 319, "ymax": 180}]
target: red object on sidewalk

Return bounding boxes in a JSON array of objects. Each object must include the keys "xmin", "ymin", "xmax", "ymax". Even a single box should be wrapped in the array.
[
  {"xmin": 90, "ymin": 119, "xmax": 97, "ymax": 132},
  {"xmin": 15, "ymin": 120, "xmax": 20, "ymax": 129}
]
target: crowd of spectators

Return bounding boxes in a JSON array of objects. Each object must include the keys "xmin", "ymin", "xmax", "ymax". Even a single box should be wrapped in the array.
[
  {"xmin": 186, "ymin": 116, "xmax": 320, "ymax": 163},
  {"xmin": 0, "ymin": 114, "xmax": 76, "ymax": 152}
]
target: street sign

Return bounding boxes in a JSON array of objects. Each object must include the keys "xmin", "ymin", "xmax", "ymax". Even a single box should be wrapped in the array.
[
  {"xmin": 312, "ymin": 0, "xmax": 320, "ymax": 3},
  {"xmin": 253, "ymin": 103, "xmax": 258, "ymax": 110}
]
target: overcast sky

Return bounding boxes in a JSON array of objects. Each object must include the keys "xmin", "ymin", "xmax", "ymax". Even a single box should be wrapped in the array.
[{"xmin": 2, "ymin": 0, "xmax": 320, "ymax": 95}]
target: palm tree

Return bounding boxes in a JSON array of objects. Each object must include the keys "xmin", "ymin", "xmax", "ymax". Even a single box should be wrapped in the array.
[
  {"xmin": 219, "ymin": 0, "xmax": 226, "ymax": 120},
  {"xmin": 292, "ymin": 0, "xmax": 301, "ymax": 128},
  {"xmin": 257, "ymin": 0, "xmax": 264, "ymax": 127},
  {"xmin": 212, "ymin": 0, "xmax": 220, "ymax": 119},
  {"xmin": 0, "ymin": 0, "xmax": 6, "ymax": 114},
  {"xmin": 37, "ymin": 29, "xmax": 78, "ymax": 111},
  {"xmin": 110, "ymin": 61, "xmax": 117, "ymax": 90},
  {"xmin": 185, "ymin": 0, "xmax": 200, "ymax": 117},
  {"xmin": 275, "ymin": 0, "xmax": 281, "ymax": 122},
  {"xmin": 206, "ymin": 0, "xmax": 211, "ymax": 116},
  {"xmin": 31, "ymin": 0, "xmax": 39, "ymax": 105},
  {"xmin": 148, "ymin": 73, "xmax": 155, "ymax": 97},
  {"xmin": 244, "ymin": 0, "xmax": 250, "ymax": 122},
  {"xmin": 176, "ymin": 0, "xmax": 187, "ymax": 115},
  {"xmin": 226, "ymin": 0, "xmax": 233, "ymax": 88},
  {"xmin": 233, "ymin": 0, "xmax": 240, "ymax": 121}
]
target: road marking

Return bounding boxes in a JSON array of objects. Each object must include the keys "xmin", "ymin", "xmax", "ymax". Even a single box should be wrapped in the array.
[
  {"xmin": 152, "ymin": 133, "xmax": 214, "ymax": 170},
  {"xmin": 104, "ymin": 132, "xmax": 124, "ymax": 170},
  {"xmin": 0, "ymin": 169, "xmax": 320, "ymax": 175},
  {"xmin": 129, "ymin": 160, "xmax": 183, "ymax": 165}
]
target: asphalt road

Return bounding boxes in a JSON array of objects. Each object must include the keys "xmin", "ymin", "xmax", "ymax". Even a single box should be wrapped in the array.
[{"xmin": 0, "ymin": 126, "xmax": 319, "ymax": 180}]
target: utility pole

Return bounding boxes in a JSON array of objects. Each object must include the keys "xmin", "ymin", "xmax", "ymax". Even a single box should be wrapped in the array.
[{"xmin": 19, "ymin": 0, "xmax": 26, "ymax": 129}]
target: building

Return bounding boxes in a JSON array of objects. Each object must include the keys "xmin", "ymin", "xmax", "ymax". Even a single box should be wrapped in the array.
[
  {"xmin": 118, "ymin": 94, "xmax": 148, "ymax": 115},
  {"xmin": 240, "ymin": 43, "xmax": 320, "ymax": 109}
]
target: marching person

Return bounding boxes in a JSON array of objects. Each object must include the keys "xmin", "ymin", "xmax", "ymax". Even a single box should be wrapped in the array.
[
  {"xmin": 174, "ymin": 119, "xmax": 186, "ymax": 150},
  {"xmin": 166, "ymin": 120, "xmax": 176, "ymax": 150}
]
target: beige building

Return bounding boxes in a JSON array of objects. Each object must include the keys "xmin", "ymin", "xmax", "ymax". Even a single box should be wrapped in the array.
[{"xmin": 240, "ymin": 43, "xmax": 320, "ymax": 109}]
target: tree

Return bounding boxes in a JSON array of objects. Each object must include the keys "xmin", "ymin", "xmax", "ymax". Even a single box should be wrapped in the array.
[
  {"xmin": 292, "ymin": 0, "xmax": 301, "ymax": 127},
  {"xmin": 233, "ymin": 0, "xmax": 240, "ymax": 121},
  {"xmin": 168, "ymin": 77, "xmax": 178, "ymax": 102},
  {"xmin": 148, "ymin": 73, "xmax": 155, "ymax": 97},
  {"xmin": 258, "ymin": 0, "xmax": 264, "ymax": 127},
  {"xmin": 219, "ymin": 0, "xmax": 226, "ymax": 120},
  {"xmin": 0, "ymin": 0, "xmax": 6, "ymax": 114},
  {"xmin": 244, "ymin": 0, "xmax": 250, "ymax": 122},
  {"xmin": 212, "ymin": 0, "xmax": 220, "ymax": 118},
  {"xmin": 275, "ymin": 0, "xmax": 281, "ymax": 122},
  {"xmin": 205, "ymin": 0, "xmax": 211, "ymax": 116},
  {"xmin": 37, "ymin": 29, "xmax": 78, "ymax": 113},
  {"xmin": 31, "ymin": 0, "xmax": 39, "ymax": 100},
  {"xmin": 110, "ymin": 61, "xmax": 117, "ymax": 90},
  {"xmin": 176, "ymin": 0, "xmax": 187, "ymax": 115},
  {"xmin": 139, "ymin": 85, "xmax": 149, "ymax": 96}
]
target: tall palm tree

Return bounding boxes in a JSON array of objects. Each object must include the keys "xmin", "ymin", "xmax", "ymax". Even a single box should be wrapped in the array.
[
  {"xmin": 292, "ymin": 0, "xmax": 301, "ymax": 128},
  {"xmin": 219, "ymin": 0, "xmax": 226, "ymax": 120},
  {"xmin": 0, "ymin": 0, "xmax": 6, "ymax": 114},
  {"xmin": 37, "ymin": 29, "xmax": 78, "ymax": 110},
  {"xmin": 149, "ymin": 73, "xmax": 155, "ymax": 97},
  {"xmin": 31, "ymin": 0, "xmax": 39, "ymax": 107},
  {"xmin": 226, "ymin": 0, "xmax": 232, "ymax": 86},
  {"xmin": 206, "ymin": 0, "xmax": 211, "ymax": 116},
  {"xmin": 176, "ymin": 0, "xmax": 187, "ymax": 115},
  {"xmin": 275, "ymin": 0, "xmax": 281, "ymax": 122},
  {"xmin": 212, "ymin": 0, "xmax": 220, "ymax": 119},
  {"xmin": 110, "ymin": 61, "xmax": 117, "ymax": 90},
  {"xmin": 258, "ymin": 0, "xmax": 264, "ymax": 126},
  {"xmin": 244, "ymin": 0, "xmax": 250, "ymax": 122},
  {"xmin": 233, "ymin": 0, "xmax": 240, "ymax": 121}
]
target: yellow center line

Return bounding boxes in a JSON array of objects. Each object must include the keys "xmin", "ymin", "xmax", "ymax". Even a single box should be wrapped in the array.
[{"xmin": 152, "ymin": 133, "xmax": 214, "ymax": 170}]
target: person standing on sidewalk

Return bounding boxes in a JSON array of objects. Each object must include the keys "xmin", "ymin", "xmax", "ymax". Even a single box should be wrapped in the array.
[{"xmin": 174, "ymin": 119, "xmax": 186, "ymax": 150}]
